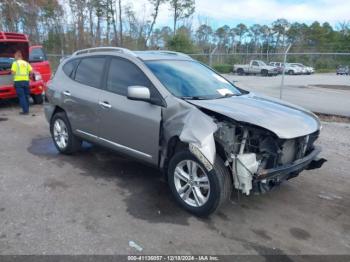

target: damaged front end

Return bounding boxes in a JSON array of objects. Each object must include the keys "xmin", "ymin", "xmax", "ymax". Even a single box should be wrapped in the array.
[
  {"xmin": 214, "ymin": 120, "xmax": 326, "ymax": 195},
  {"xmin": 161, "ymin": 97, "xmax": 326, "ymax": 197},
  {"xmin": 161, "ymin": 99, "xmax": 218, "ymax": 172}
]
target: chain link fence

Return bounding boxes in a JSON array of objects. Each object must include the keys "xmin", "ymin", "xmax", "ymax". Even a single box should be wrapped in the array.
[
  {"xmin": 47, "ymin": 54, "xmax": 63, "ymax": 73},
  {"xmin": 46, "ymin": 52, "xmax": 350, "ymax": 117},
  {"xmin": 189, "ymin": 52, "xmax": 349, "ymax": 117},
  {"xmin": 188, "ymin": 52, "xmax": 350, "ymax": 73}
]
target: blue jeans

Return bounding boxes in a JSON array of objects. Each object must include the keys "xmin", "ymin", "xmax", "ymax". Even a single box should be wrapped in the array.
[{"xmin": 14, "ymin": 81, "xmax": 30, "ymax": 113}]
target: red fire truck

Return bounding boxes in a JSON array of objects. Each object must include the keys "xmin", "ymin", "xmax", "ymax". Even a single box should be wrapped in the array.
[{"xmin": 0, "ymin": 32, "xmax": 51, "ymax": 104}]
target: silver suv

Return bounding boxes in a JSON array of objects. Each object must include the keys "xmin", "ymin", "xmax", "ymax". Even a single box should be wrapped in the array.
[{"xmin": 45, "ymin": 47, "xmax": 326, "ymax": 216}]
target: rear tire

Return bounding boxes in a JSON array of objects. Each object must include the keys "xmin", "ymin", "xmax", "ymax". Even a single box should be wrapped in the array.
[
  {"xmin": 32, "ymin": 94, "xmax": 43, "ymax": 104},
  {"xmin": 288, "ymin": 70, "xmax": 294, "ymax": 75},
  {"xmin": 261, "ymin": 69, "xmax": 268, "ymax": 77},
  {"xmin": 50, "ymin": 112, "xmax": 81, "ymax": 154},
  {"xmin": 167, "ymin": 150, "xmax": 232, "ymax": 217}
]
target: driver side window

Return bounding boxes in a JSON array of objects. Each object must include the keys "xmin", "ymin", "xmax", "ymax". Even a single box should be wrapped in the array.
[
  {"xmin": 106, "ymin": 57, "xmax": 154, "ymax": 96},
  {"xmin": 252, "ymin": 61, "xmax": 259, "ymax": 66}
]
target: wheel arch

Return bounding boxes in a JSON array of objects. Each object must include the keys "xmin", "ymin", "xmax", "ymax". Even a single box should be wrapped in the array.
[
  {"xmin": 51, "ymin": 106, "xmax": 65, "ymax": 121},
  {"xmin": 237, "ymin": 68, "xmax": 244, "ymax": 74},
  {"xmin": 162, "ymin": 135, "xmax": 229, "ymax": 174},
  {"xmin": 162, "ymin": 136, "xmax": 188, "ymax": 171}
]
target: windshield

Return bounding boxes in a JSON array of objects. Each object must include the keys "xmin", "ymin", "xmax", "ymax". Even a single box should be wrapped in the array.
[
  {"xmin": 0, "ymin": 57, "xmax": 14, "ymax": 71},
  {"xmin": 145, "ymin": 60, "xmax": 241, "ymax": 99},
  {"xmin": 257, "ymin": 60, "xmax": 267, "ymax": 66},
  {"xmin": 29, "ymin": 47, "xmax": 46, "ymax": 62}
]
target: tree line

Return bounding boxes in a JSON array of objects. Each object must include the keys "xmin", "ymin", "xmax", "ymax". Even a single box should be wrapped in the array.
[{"xmin": 1, "ymin": 0, "xmax": 350, "ymax": 67}]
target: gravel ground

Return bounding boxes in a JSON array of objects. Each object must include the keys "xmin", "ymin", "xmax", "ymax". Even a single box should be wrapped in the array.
[{"xmin": 0, "ymin": 103, "xmax": 349, "ymax": 255}]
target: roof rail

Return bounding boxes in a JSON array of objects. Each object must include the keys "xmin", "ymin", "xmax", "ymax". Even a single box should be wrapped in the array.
[
  {"xmin": 139, "ymin": 50, "xmax": 192, "ymax": 59},
  {"xmin": 72, "ymin": 47, "xmax": 136, "ymax": 57}
]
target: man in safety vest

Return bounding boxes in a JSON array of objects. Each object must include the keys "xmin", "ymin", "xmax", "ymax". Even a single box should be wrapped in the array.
[{"xmin": 11, "ymin": 50, "xmax": 32, "ymax": 115}]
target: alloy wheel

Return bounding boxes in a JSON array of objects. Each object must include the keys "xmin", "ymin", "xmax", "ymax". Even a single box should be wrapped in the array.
[
  {"xmin": 173, "ymin": 160, "xmax": 210, "ymax": 207},
  {"xmin": 53, "ymin": 119, "xmax": 68, "ymax": 150}
]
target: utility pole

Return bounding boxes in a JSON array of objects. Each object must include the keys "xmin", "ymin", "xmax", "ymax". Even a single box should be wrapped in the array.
[
  {"xmin": 209, "ymin": 46, "xmax": 218, "ymax": 67},
  {"xmin": 280, "ymin": 44, "xmax": 292, "ymax": 99}
]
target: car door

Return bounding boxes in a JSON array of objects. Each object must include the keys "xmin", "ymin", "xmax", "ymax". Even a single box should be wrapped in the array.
[
  {"xmin": 251, "ymin": 61, "xmax": 260, "ymax": 73},
  {"xmin": 98, "ymin": 56, "xmax": 162, "ymax": 165},
  {"xmin": 62, "ymin": 56, "xmax": 107, "ymax": 141}
]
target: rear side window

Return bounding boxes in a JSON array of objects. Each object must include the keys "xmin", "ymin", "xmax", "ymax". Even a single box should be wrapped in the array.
[
  {"xmin": 74, "ymin": 57, "xmax": 106, "ymax": 88},
  {"xmin": 106, "ymin": 58, "xmax": 153, "ymax": 96},
  {"xmin": 63, "ymin": 59, "xmax": 79, "ymax": 78}
]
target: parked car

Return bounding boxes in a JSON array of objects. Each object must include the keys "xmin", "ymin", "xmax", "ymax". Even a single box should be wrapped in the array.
[
  {"xmin": 269, "ymin": 62, "xmax": 284, "ymax": 74},
  {"xmin": 234, "ymin": 60, "xmax": 279, "ymax": 76},
  {"xmin": 0, "ymin": 32, "xmax": 47, "ymax": 104},
  {"xmin": 336, "ymin": 65, "xmax": 349, "ymax": 75},
  {"xmin": 45, "ymin": 47, "xmax": 326, "ymax": 216},
  {"xmin": 284, "ymin": 63, "xmax": 304, "ymax": 75},
  {"xmin": 290, "ymin": 63, "xmax": 314, "ymax": 75}
]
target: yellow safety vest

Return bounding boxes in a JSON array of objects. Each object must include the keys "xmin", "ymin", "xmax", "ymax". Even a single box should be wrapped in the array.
[{"xmin": 11, "ymin": 59, "xmax": 32, "ymax": 82}]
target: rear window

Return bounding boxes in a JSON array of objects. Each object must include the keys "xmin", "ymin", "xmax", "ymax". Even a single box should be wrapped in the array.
[
  {"xmin": 74, "ymin": 57, "xmax": 106, "ymax": 88},
  {"xmin": 63, "ymin": 59, "xmax": 79, "ymax": 78}
]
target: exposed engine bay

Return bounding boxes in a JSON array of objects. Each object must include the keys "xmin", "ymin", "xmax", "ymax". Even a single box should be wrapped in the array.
[
  {"xmin": 213, "ymin": 119, "xmax": 324, "ymax": 195},
  {"xmin": 160, "ymin": 94, "xmax": 326, "ymax": 197}
]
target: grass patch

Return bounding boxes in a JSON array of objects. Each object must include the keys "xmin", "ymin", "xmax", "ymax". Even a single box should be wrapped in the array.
[
  {"xmin": 316, "ymin": 113, "xmax": 350, "ymax": 123},
  {"xmin": 213, "ymin": 64, "xmax": 233, "ymax": 74},
  {"xmin": 315, "ymin": 68, "xmax": 336, "ymax": 73}
]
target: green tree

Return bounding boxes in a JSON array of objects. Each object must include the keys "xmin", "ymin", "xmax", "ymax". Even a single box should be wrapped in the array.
[
  {"xmin": 215, "ymin": 25, "xmax": 230, "ymax": 51},
  {"xmin": 145, "ymin": 0, "xmax": 166, "ymax": 46},
  {"xmin": 234, "ymin": 23, "xmax": 248, "ymax": 52},
  {"xmin": 249, "ymin": 24, "xmax": 262, "ymax": 52},
  {"xmin": 168, "ymin": 0, "xmax": 195, "ymax": 34},
  {"xmin": 272, "ymin": 18, "xmax": 290, "ymax": 51},
  {"xmin": 167, "ymin": 30, "xmax": 195, "ymax": 53},
  {"xmin": 195, "ymin": 24, "xmax": 213, "ymax": 52}
]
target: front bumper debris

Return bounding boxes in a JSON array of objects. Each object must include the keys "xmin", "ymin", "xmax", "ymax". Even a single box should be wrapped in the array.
[{"xmin": 255, "ymin": 146, "xmax": 326, "ymax": 181}]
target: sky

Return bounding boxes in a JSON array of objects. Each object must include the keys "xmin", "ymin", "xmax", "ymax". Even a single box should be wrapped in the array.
[{"xmin": 130, "ymin": 0, "xmax": 350, "ymax": 29}]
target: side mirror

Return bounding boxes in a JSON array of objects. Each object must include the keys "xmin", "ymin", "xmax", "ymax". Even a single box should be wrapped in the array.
[
  {"xmin": 127, "ymin": 86, "xmax": 166, "ymax": 107},
  {"xmin": 127, "ymin": 86, "xmax": 151, "ymax": 103}
]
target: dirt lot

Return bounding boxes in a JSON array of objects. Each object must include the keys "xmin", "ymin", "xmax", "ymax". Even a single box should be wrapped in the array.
[{"xmin": 0, "ymin": 102, "xmax": 349, "ymax": 255}]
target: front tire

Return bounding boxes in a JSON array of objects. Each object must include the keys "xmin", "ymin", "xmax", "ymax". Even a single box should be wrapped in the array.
[
  {"xmin": 167, "ymin": 150, "xmax": 232, "ymax": 217},
  {"xmin": 261, "ymin": 69, "xmax": 268, "ymax": 77},
  {"xmin": 237, "ymin": 68, "xmax": 244, "ymax": 75},
  {"xmin": 50, "ymin": 112, "xmax": 81, "ymax": 154}
]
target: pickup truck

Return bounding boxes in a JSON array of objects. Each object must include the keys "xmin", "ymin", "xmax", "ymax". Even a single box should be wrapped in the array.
[
  {"xmin": 29, "ymin": 45, "xmax": 52, "ymax": 83},
  {"xmin": 0, "ymin": 32, "xmax": 49, "ymax": 104},
  {"xmin": 234, "ymin": 60, "xmax": 279, "ymax": 76}
]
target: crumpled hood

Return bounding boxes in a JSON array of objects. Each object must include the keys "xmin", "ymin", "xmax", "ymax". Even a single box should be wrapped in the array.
[{"xmin": 189, "ymin": 93, "xmax": 320, "ymax": 139}]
